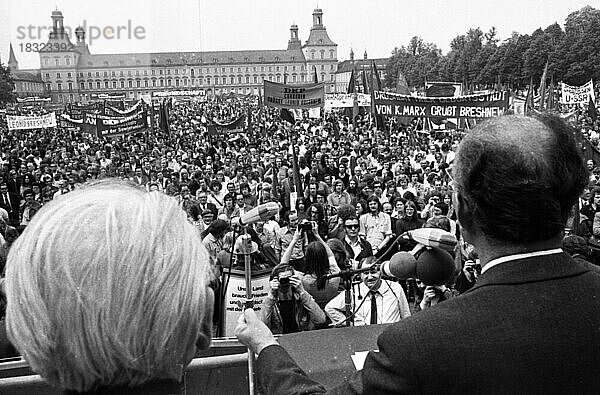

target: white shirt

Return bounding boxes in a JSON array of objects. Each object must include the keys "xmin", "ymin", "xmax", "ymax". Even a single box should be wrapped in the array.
[
  {"xmin": 325, "ymin": 280, "xmax": 411, "ymax": 326},
  {"xmin": 482, "ymin": 248, "xmax": 563, "ymax": 274},
  {"xmin": 345, "ymin": 236, "xmax": 363, "ymax": 262}
]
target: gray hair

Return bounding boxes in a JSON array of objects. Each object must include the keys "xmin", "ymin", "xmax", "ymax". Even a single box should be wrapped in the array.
[
  {"xmin": 5, "ymin": 180, "xmax": 213, "ymax": 391},
  {"xmin": 453, "ymin": 114, "xmax": 587, "ymax": 243}
]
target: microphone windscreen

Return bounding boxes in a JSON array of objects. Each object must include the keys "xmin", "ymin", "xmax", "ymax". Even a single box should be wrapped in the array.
[
  {"xmin": 409, "ymin": 228, "xmax": 457, "ymax": 252},
  {"xmin": 415, "ymin": 247, "xmax": 456, "ymax": 286},
  {"xmin": 382, "ymin": 252, "xmax": 417, "ymax": 279}
]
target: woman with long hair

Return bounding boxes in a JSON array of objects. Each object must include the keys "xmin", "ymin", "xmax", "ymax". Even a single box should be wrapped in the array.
[
  {"xmin": 281, "ymin": 222, "xmax": 340, "ymax": 310},
  {"xmin": 395, "ymin": 200, "xmax": 424, "ymax": 235}
]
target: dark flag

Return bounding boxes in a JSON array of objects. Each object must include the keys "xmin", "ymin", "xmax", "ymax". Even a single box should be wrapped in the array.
[
  {"xmin": 159, "ymin": 99, "xmax": 170, "ymax": 135},
  {"xmin": 347, "ymin": 68, "xmax": 356, "ymax": 94},
  {"xmin": 313, "ymin": 67, "xmax": 319, "ymax": 83},
  {"xmin": 370, "ymin": 60, "xmax": 384, "ymax": 129},
  {"xmin": 284, "ymin": 73, "xmax": 288, "ymax": 84},
  {"xmin": 280, "ymin": 108, "xmax": 295, "ymax": 124},
  {"xmin": 361, "ymin": 69, "xmax": 369, "ymax": 94},
  {"xmin": 538, "ymin": 59, "xmax": 549, "ymax": 111},
  {"xmin": 524, "ymin": 76, "xmax": 534, "ymax": 115},
  {"xmin": 547, "ymin": 76, "xmax": 555, "ymax": 110},
  {"xmin": 372, "ymin": 60, "xmax": 383, "ymax": 91},
  {"xmin": 258, "ymin": 89, "xmax": 263, "ymax": 108},
  {"xmin": 588, "ymin": 96, "xmax": 598, "ymax": 121}
]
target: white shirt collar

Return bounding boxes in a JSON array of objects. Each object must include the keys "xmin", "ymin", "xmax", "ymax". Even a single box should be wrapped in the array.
[{"xmin": 481, "ymin": 248, "xmax": 563, "ymax": 274}]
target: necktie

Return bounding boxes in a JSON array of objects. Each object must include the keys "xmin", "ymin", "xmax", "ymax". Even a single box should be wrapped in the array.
[
  {"xmin": 370, "ymin": 291, "xmax": 378, "ymax": 325},
  {"xmin": 4, "ymin": 194, "xmax": 11, "ymax": 209}
]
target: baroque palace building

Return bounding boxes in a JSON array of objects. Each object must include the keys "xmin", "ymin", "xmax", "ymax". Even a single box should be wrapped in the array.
[{"xmin": 22, "ymin": 8, "xmax": 338, "ymax": 103}]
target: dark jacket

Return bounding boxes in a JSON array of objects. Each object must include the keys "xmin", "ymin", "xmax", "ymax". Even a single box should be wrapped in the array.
[
  {"xmin": 339, "ymin": 236, "xmax": 373, "ymax": 262},
  {"xmin": 255, "ymin": 253, "xmax": 600, "ymax": 394}
]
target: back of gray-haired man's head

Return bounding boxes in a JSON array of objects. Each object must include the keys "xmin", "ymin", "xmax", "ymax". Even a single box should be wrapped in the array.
[{"xmin": 453, "ymin": 114, "xmax": 587, "ymax": 244}]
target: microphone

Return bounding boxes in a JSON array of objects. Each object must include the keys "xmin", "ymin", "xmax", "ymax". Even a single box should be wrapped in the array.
[
  {"xmin": 380, "ymin": 252, "xmax": 416, "ymax": 278},
  {"xmin": 231, "ymin": 202, "xmax": 279, "ymax": 226},
  {"xmin": 407, "ymin": 228, "xmax": 457, "ymax": 252},
  {"xmin": 381, "ymin": 248, "xmax": 455, "ymax": 286}
]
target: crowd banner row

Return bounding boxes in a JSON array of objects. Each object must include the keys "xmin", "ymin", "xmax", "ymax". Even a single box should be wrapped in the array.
[
  {"xmin": 560, "ymin": 80, "xmax": 595, "ymax": 104},
  {"xmin": 79, "ymin": 110, "xmax": 148, "ymax": 137},
  {"xmin": 372, "ymin": 90, "xmax": 510, "ymax": 119},
  {"xmin": 264, "ymin": 81, "xmax": 325, "ymax": 109},
  {"xmin": 6, "ymin": 112, "xmax": 57, "ymax": 130},
  {"xmin": 324, "ymin": 93, "xmax": 371, "ymax": 109}
]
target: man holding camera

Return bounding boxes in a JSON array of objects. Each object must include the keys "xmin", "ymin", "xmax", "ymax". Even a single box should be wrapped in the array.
[{"xmin": 258, "ymin": 263, "xmax": 326, "ymax": 334}]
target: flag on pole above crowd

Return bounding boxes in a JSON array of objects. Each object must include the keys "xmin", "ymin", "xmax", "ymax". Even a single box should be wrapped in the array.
[
  {"xmin": 538, "ymin": 59, "xmax": 549, "ymax": 111},
  {"xmin": 396, "ymin": 71, "xmax": 410, "ymax": 95},
  {"xmin": 347, "ymin": 68, "xmax": 355, "ymax": 94},
  {"xmin": 547, "ymin": 75, "xmax": 556, "ymax": 110},
  {"xmin": 361, "ymin": 69, "xmax": 369, "ymax": 94},
  {"xmin": 524, "ymin": 77, "xmax": 534, "ymax": 115},
  {"xmin": 372, "ymin": 60, "xmax": 383, "ymax": 91},
  {"xmin": 589, "ymin": 96, "xmax": 598, "ymax": 122}
]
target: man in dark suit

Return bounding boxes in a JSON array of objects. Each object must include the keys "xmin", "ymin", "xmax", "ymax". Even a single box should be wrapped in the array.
[{"xmin": 235, "ymin": 114, "xmax": 600, "ymax": 393}]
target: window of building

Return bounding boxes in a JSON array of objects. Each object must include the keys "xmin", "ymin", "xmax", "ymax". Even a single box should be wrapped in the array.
[
  {"xmin": 246, "ymin": 76, "xmax": 249, "ymax": 84},
  {"xmin": 330, "ymin": 50, "xmax": 334, "ymax": 59},
  {"xmin": 292, "ymin": 75, "xmax": 297, "ymax": 82},
  {"xmin": 206, "ymin": 77, "xmax": 211, "ymax": 85},
  {"xmin": 311, "ymin": 51, "xmax": 315, "ymax": 60},
  {"xmin": 152, "ymin": 80, "xmax": 157, "ymax": 87},
  {"xmin": 253, "ymin": 76, "xmax": 257, "ymax": 83},
  {"xmin": 301, "ymin": 74, "xmax": 305, "ymax": 82},
  {"xmin": 112, "ymin": 81, "xmax": 117, "ymax": 88},
  {"xmin": 144, "ymin": 80, "xmax": 148, "ymax": 87},
  {"xmin": 45, "ymin": 73, "xmax": 50, "ymax": 78},
  {"xmin": 57, "ymin": 72, "xmax": 61, "ymax": 78},
  {"xmin": 276, "ymin": 66, "xmax": 280, "ymax": 71},
  {"xmin": 111, "ymin": 71, "xmax": 116, "ymax": 76},
  {"xmin": 120, "ymin": 81, "xmax": 125, "ymax": 88},
  {"xmin": 80, "ymin": 83, "xmax": 85, "ymax": 90},
  {"xmin": 66, "ymin": 58, "xmax": 70, "ymax": 65},
  {"xmin": 98, "ymin": 82, "xmax": 102, "ymax": 89},
  {"xmin": 276, "ymin": 75, "xmax": 281, "ymax": 82},
  {"xmin": 191, "ymin": 69, "xmax": 195, "ymax": 77},
  {"xmin": 239, "ymin": 76, "xmax": 243, "ymax": 84},
  {"xmin": 238, "ymin": 67, "xmax": 241, "ymax": 72},
  {"xmin": 57, "ymin": 83, "xmax": 62, "ymax": 90},
  {"xmin": 230, "ymin": 76, "xmax": 235, "ymax": 84},
  {"xmin": 167, "ymin": 79, "xmax": 172, "ymax": 86},
  {"xmin": 104, "ymin": 81, "xmax": 109, "ymax": 88},
  {"xmin": 183, "ymin": 79, "xmax": 188, "ymax": 86},
  {"xmin": 136, "ymin": 80, "xmax": 141, "ymax": 87},
  {"xmin": 67, "ymin": 72, "xmax": 71, "ymax": 78},
  {"xmin": 58, "ymin": 94, "xmax": 63, "ymax": 102},
  {"xmin": 214, "ymin": 77, "xmax": 218, "ymax": 85},
  {"xmin": 44, "ymin": 58, "xmax": 49, "ymax": 66},
  {"xmin": 175, "ymin": 79, "xmax": 180, "ymax": 86},
  {"xmin": 88, "ymin": 82, "xmax": 93, "ymax": 89},
  {"xmin": 175, "ymin": 69, "xmax": 178, "ymax": 75},
  {"xmin": 46, "ymin": 83, "xmax": 51, "ymax": 91},
  {"xmin": 160, "ymin": 79, "xmax": 164, "ymax": 86}
]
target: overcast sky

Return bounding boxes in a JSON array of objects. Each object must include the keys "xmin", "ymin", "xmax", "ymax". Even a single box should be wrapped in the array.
[{"xmin": 0, "ymin": 0, "xmax": 593, "ymax": 70}]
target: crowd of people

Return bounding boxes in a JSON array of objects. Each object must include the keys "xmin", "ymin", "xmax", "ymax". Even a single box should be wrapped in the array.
[
  {"xmin": 0, "ymin": 93, "xmax": 599, "ymax": 336},
  {"xmin": 0, "ymin": 90, "xmax": 599, "ymax": 393}
]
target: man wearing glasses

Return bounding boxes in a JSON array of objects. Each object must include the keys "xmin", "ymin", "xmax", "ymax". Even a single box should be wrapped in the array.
[
  {"xmin": 324, "ymin": 257, "xmax": 410, "ymax": 326},
  {"xmin": 340, "ymin": 216, "xmax": 373, "ymax": 266}
]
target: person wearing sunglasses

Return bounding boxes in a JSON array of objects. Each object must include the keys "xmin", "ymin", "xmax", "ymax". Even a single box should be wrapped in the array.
[{"xmin": 340, "ymin": 216, "xmax": 373, "ymax": 267}]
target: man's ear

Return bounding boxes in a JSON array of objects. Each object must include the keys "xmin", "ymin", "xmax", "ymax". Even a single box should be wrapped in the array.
[
  {"xmin": 453, "ymin": 190, "xmax": 474, "ymax": 233},
  {"xmin": 196, "ymin": 287, "xmax": 214, "ymax": 350}
]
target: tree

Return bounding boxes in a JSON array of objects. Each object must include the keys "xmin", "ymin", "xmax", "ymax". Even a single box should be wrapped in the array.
[
  {"xmin": 0, "ymin": 64, "xmax": 16, "ymax": 107},
  {"xmin": 385, "ymin": 36, "xmax": 444, "ymax": 90}
]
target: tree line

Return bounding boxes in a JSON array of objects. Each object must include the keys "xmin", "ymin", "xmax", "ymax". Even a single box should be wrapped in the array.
[{"xmin": 385, "ymin": 6, "xmax": 600, "ymax": 92}]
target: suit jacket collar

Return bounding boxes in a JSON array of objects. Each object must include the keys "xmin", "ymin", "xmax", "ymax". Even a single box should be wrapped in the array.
[{"xmin": 466, "ymin": 252, "xmax": 588, "ymax": 293}]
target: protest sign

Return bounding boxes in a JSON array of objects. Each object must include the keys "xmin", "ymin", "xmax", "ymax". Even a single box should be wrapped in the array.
[
  {"xmin": 372, "ymin": 91, "xmax": 509, "ymax": 119},
  {"xmin": 6, "ymin": 112, "xmax": 56, "ymax": 130},
  {"xmin": 264, "ymin": 81, "xmax": 324, "ymax": 109}
]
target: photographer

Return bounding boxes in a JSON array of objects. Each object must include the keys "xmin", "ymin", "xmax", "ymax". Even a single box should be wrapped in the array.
[
  {"xmin": 454, "ymin": 244, "xmax": 481, "ymax": 294},
  {"xmin": 414, "ymin": 279, "xmax": 454, "ymax": 312},
  {"xmin": 258, "ymin": 263, "xmax": 326, "ymax": 334},
  {"xmin": 282, "ymin": 221, "xmax": 341, "ymax": 310}
]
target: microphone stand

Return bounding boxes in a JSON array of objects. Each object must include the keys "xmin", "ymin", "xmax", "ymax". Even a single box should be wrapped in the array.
[
  {"xmin": 324, "ymin": 266, "xmax": 375, "ymax": 326},
  {"xmin": 237, "ymin": 231, "xmax": 256, "ymax": 395}
]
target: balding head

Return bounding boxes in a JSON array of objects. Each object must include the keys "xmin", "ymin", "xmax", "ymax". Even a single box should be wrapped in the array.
[{"xmin": 453, "ymin": 114, "xmax": 587, "ymax": 244}]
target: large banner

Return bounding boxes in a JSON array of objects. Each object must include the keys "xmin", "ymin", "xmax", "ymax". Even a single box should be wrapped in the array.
[
  {"xmin": 96, "ymin": 110, "xmax": 148, "ymax": 138},
  {"xmin": 104, "ymin": 100, "xmax": 144, "ymax": 117},
  {"xmin": 264, "ymin": 81, "xmax": 324, "ymax": 109},
  {"xmin": 560, "ymin": 80, "xmax": 595, "ymax": 104},
  {"xmin": 372, "ymin": 91, "xmax": 509, "ymax": 119},
  {"xmin": 207, "ymin": 115, "xmax": 246, "ymax": 135},
  {"xmin": 325, "ymin": 93, "xmax": 371, "ymax": 109},
  {"xmin": 152, "ymin": 89, "xmax": 206, "ymax": 98},
  {"xmin": 6, "ymin": 112, "xmax": 56, "ymax": 130}
]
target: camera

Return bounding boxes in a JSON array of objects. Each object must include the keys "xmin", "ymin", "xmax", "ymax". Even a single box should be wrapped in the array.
[
  {"xmin": 299, "ymin": 220, "xmax": 313, "ymax": 233},
  {"xmin": 278, "ymin": 276, "xmax": 290, "ymax": 286}
]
